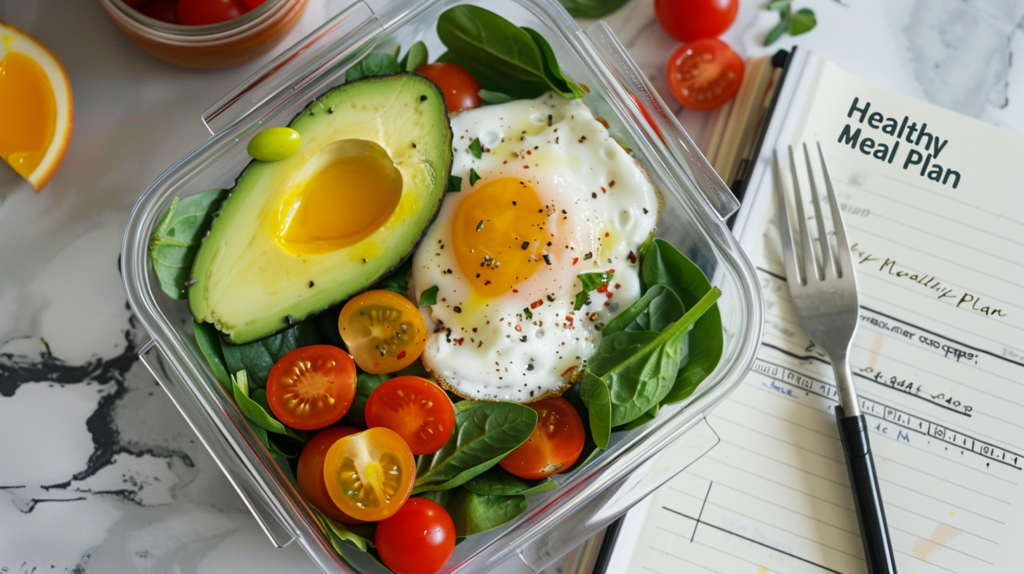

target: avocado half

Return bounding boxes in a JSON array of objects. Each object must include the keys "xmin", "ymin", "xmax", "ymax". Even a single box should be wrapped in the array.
[{"xmin": 189, "ymin": 73, "xmax": 453, "ymax": 344}]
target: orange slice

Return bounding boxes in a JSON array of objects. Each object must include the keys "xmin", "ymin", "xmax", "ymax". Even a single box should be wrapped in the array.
[{"xmin": 0, "ymin": 20, "xmax": 73, "ymax": 192}]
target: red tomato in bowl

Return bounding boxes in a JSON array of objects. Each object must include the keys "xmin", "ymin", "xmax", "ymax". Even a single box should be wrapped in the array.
[
  {"xmin": 177, "ymin": 0, "xmax": 249, "ymax": 26},
  {"xmin": 665, "ymin": 38, "xmax": 744, "ymax": 111},
  {"xmin": 499, "ymin": 397, "xmax": 585, "ymax": 480},
  {"xmin": 655, "ymin": 0, "xmax": 739, "ymax": 42},
  {"xmin": 415, "ymin": 62, "xmax": 482, "ymax": 114},
  {"xmin": 266, "ymin": 345, "xmax": 357, "ymax": 430},
  {"xmin": 365, "ymin": 376, "xmax": 455, "ymax": 455},
  {"xmin": 376, "ymin": 498, "xmax": 456, "ymax": 574}
]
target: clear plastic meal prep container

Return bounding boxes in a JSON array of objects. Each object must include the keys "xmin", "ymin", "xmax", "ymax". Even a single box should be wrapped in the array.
[{"xmin": 121, "ymin": 0, "xmax": 764, "ymax": 571}]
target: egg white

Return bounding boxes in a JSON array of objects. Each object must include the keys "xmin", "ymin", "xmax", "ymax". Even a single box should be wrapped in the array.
[{"xmin": 410, "ymin": 92, "xmax": 659, "ymax": 402}]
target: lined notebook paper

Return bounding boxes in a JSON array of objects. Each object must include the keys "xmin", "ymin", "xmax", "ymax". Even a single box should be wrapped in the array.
[{"xmin": 608, "ymin": 53, "xmax": 1024, "ymax": 574}]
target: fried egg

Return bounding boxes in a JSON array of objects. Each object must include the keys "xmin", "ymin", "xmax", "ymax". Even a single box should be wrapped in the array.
[{"xmin": 410, "ymin": 92, "xmax": 660, "ymax": 402}]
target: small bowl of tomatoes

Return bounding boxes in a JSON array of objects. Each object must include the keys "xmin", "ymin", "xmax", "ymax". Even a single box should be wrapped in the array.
[{"xmin": 100, "ymin": 0, "xmax": 308, "ymax": 69}]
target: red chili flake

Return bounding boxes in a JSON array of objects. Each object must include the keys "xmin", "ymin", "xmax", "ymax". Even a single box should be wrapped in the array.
[
  {"xmin": 609, "ymin": 180, "xmax": 616, "ymax": 187},
  {"xmin": 603, "ymin": 301, "xmax": 610, "ymax": 306},
  {"xmin": 610, "ymin": 269, "xmax": 616, "ymax": 274},
  {"xmin": 515, "ymin": 325, "xmax": 523, "ymax": 332},
  {"xmin": 572, "ymin": 257, "xmax": 579, "ymax": 266},
  {"xmin": 524, "ymin": 165, "xmax": 530, "ymax": 169},
  {"xmin": 597, "ymin": 283, "xmax": 608, "ymax": 293},
  {"xmin": 397, "ymin": 350, "xmax": 407, "ymax": 359},
  {"xmin": 605, "ymin": 291, "xmax": 613, "ymax": 298},
  {"xmin": 628, "ymin": 251, "xmax": 637, "ymax": 264},
  {"xmin": 484, "ymin": 280, "xmax": 492, "ymax": 285},
  {"xmin": 512, "ymin": 288, "xmax": 519, "ymax": 293},
  {"xmin": 453, "ymin": 338, "xmax": 465, "ymax": 346},
  {"xmin": 441, "ymin": 297, "xmax": 447, "ymax": 302},
  {"xmin": 527, "ymin": 150, "xmax": 532, "ymax": 155},
  {"xmin": 565, "ymin": 315, "xmax": 574, "ymax": 324},
  {"xmin": 604, "ymin": 232, "xmax": 610, "ymax": 237},
  {"xmin": 614, "ymin": 283, "xmax": 621, "ymax": 289},
  {"xmin": 531, "ymin": 300, "xmax": 544, "ymax": 309},
  {"xmin": 503, "ymin": 160, "xmax": 508, "ymax": 164},
  {"xmin": 499, "ymin": 317, "xmax": 504, "ymax": 322},
  {"xmin": 600, "ymin": 187, "xmax": 606, "ymax": 194}
]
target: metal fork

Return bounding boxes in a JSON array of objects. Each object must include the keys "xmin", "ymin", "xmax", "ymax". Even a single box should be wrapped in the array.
[{"xmin": 774, "ymin": 142, "xmax": 897, "ymax": 574}]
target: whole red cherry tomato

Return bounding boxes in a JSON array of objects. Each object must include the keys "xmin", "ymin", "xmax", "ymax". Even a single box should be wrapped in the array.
[
  {"xmin": 665, "ymin": 38, "xmax": 744, "ymax": 111},
  {"xmin": 376, "ymin": 498, "xmax": 456, "ymax": 574},
  {"xmin": 177, "ymin": 0, "xmax": 249, "ymax": 26},
  {"xmin": 655, "ymin": 0, "xmax": 739, "ymax": 42},
  {"xmin": 415, "ymin": 62, "xmax": 482, "ymax": 114}
]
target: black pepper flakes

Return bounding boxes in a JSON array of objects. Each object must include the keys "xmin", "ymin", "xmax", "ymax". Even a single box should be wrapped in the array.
[
  {"xmin": 328, "ymin": 107, "xmax": 334, "ymax": 114},
  {"xmin": 309, "ymin": 281, "xmax": 315, "ymax": 288},
  {"xmin": 520, "ymin": 335, "xmax": 527, "ymax": 342},
  {"xmin": 420, "ymin": 95, "xmax": 427, "ymax": 101},
  {"xmin": 454, "ymin": 306, "xmax": 462, "ymax": 313},
  {"xmin": 521, "ymin": 241, "xmax": 529, "ymax": 250},
  {"xmin": 543, "ymin": 253, "xmax": 552, "ymax": 265}
]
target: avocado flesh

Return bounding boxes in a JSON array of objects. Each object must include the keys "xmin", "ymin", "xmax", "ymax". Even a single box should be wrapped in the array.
[{"xmin": 189, "ymin": 73, "xmax": 453, "ymax": 344}]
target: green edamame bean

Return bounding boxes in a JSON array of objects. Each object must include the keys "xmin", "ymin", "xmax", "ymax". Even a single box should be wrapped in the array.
[{"xmin": 247, "ymin": 127, "xmax": 300, "ymax": 162}]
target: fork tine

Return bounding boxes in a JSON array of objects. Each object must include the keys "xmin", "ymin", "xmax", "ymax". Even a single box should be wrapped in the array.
[
  {"xmin": 817, "ymin": 142, "xmax": 854, "ymax": 278},
  {"xmin": 773, "ymin": 149, "xmax": 802, "ymax": 285},
  {"xmin": 787, "ymin": 145, "xmax": 819, "ymax": 284},
  {"xmin": 803, "ymin": 142, "xmax": 836, "ymax": 278}
]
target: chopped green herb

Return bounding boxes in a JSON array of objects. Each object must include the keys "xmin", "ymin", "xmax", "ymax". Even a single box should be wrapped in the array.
[
  {"xmin": 573, "ymin": 271, "xmax": 614, "ymax": 311},
  {"xmin": 469, "ymin": 138, "xmax": 484, "ymax": 159},
  {"xmin": 573, "ymin": 291, "xmax": 590, "ymax": 311},
  {"xmin": 420, "ymin": 285, "xmax": 439, "ymax": 307},
  {"xmin": 448, "ymin": 175, "xmax": 463, "ymax": 193},
  {"xmin": 523, "ymin": 307, "xmax": 533, "ymax": 320},
  {"xmin": 469, "ymin": 168, "xmax": 481, "ymax": 186}
]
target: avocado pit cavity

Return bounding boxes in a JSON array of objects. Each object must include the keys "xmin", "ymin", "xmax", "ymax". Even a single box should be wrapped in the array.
[{"xmin": 277, "ymin": 138, "xmax": 403, "ymax": 256}]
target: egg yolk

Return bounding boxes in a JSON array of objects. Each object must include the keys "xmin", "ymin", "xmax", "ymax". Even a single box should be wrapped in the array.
[
  {"xmin": 0, "ymin": 51, "xmax": 57, "ymax": 180},
  {"xmin": 277, "ymin": 139, "xmax": 402, "ymax": 256},
  {"xmin": 452, "ymin": 177, "xmax": 548, "ymax": 298}
]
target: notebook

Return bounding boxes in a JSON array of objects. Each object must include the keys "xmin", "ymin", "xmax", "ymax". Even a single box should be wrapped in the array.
[{"xmin": 601, "ymin": 49, "xmax": 1024, "ymax": 574}]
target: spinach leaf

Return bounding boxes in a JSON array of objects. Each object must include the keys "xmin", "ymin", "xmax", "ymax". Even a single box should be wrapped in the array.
[
  {"xmin": 521, "ymin": 27, "xmax": 585, "ymax": 99},
  {"xmin": 464, "ymin": 466, "xmax": 557, "ymax": 496},
  {"xmin": 586, "ymin": 287, "xmax": 721, "ymax": 428},
  {"xmin": 640, "ymin": 239, "xmax": 723, "ymax": 404},
  {"xmin": 556, "ymin": 0, "xmax": 631, "ymax": 19},
  {"xmin": 574, "ymin": 270, "xmax": 614, "ymax": 311},
  {"xmin": 194, "ymin": 321, "xmax": 231, "ymax": 393},
  {"xmin": 449, "ymin": 489, "xmax": 527, "ymax": 537},
  {"xmin": 375, "ymin": 258, "xmax": 412, "ymax": 296},
  {"xmin": 436, "ymin": 5, "xmax": 581, "ymax": 100},
  {"xmin": 613, "ymin": 403, "xmax": 659, "ymax": 432},
  {"xmin": 414, "ymin": 401, "xmax": 537, "ymax": 493},
  {"xmin": 345, "ymin": 52, "xmax": 401, "ymax": 82},
  {"xmin": 601, "ymin": 284, "xmax": 684, "ymax": 337},
  {"xmin": 478, "ymin": 89, "xmax": 514, "ymax": 105},
  {"xmin": 561, "ymin": 384, "xmax": 599, "ymax": 470},
  {"xmin": 580, "ymin": 371, "xmax": 613, "ymax": 448},
  {"xmin": 315, "ymin": 306, "xmax": 346, "ymax": 348},
  {"xmin": 400, "ymin": 40, "xmax": 428, "ymax": 72},
  {"xmin": 341, "ymin": 371, "xmax": 389, "ymax": 427},
  {"xmin": 221, "ymin": 320, "xmax": 327, "ymax": 390},
  {"xmin": 448, "ymin": 174, "xmax": 463, "ymax": 193},
  {"xmin": 420, "ymin": 285, "xmax": 439, "ymax": 307},
  {"xmin": 230, "ymin": 371, "xmax": 292, "ymax": 437},
  {"xmin": 149, "ymin": 189, "xmax": 228, "ymax": 300},
  {"xmin": 310, "ymin": 507, "xmax": 375, "ymax": 552}
]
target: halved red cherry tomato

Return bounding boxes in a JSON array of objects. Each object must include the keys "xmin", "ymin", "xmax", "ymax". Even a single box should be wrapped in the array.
[
  {"xmin": 655, "ymin": 0, "xmax": 738, "ymax": 42},
  {"xmin": 365, "ymin": 376, "xmax": 454, "ymax": 455},
  {"xmin": 338, "ymin": 290, "xmax": 426, "ymax": 375},
  {"xmin": 376, "ymin": 498, "xmax": 456, "ymax": 574},
  {"xmin": 323, "ymin": 427, "xmax": 416, "ymax": 522},
  {"xmin": 137, "ymin": 0, "xmax": 178, "ymax": 23},
  {"xmin": 297, "ymin": 426, "xmax": 364, "ymax": 524},
  {"xmin": 266, "ymin": 345, "xmax": 357, "ymax": 431},
  {"xmin": 177, "ymin": 0, "xmax": 248, "ymax": 26},
  {"xmin": 415, "ymin": 62, "xmax": 482, "ymax": 114},
  {"xmin": 499, "ymin": 396, "xmax": 584, "ymax": 480},
  {"xmin": 665, "ymin": 38, "xmax": 744, "ymax": 111}
]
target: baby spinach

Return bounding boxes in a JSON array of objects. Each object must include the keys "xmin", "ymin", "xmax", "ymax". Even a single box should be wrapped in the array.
[
  {"xmin": 149, "ymin": 189, "xmax": 228, "ymax": 300},
  {"xmin": 341, "ymin": 371, "xmax": 389, "ymax": 427},
  {"xmin": 601, "ymin": 284, "xmax": 684, "ymax": 337},
  {"xmin": 574, "ymin": 270, "xmax": 614, "ymax": 311},
  {"xmin": 556, "ymin": 0, "xmax": 631, "ymax": 18},
  {"xmin": 375, "ymin": 257, "xmax": 412, "ymax": 296},
  {"xmin": 413, "ymin": 401, "xmax": 537, "ymax": 494},
  {"xmin": 613, "ymin": 403, "xmax": 659, "ymax": 433},
  {"xmin": 193, "ymin": 321, "xmax": 231, "ymax": 393},
  {"xmin": 562, "ymin": 384, "xmax": 600, "ymax": 470},
  {"xmin": 478, "ymin": 89, "xmax": 514, "ymax": 105},
  {"xmin": 310, "ymin": 507, "xmax": 375, "ymax": 552},
  {"xmin": 419, "ymin": 285, "xmax": 439, "ymax": 307},
  {"xmin": 464, "ymin": 466, "xmax": 558, "ymax": 496},
  {"xmin": 580, "ymin": 371, "xmax": 613, "ymax": 449},
  {"xmin": 230, "ymin": 371, "xmax": 294, "ymax": 438},
  {"xmin": 436, "ymin": 5, "xmax": 583, "ymax": 100},
  {"xmin": 400, "ymin": 40, "xmax": 428, "ymax": 72},
  {"xmin": 345, "ymin": 52, "xmax": 401, "ymax": 82},
  {"xmin": 583, "ymin": 287, "xmax": 721, "ymax": 430},
  {"xmin": 640, "ymin": 239, "xmax": 723, "ymax": 404},
  {"xmin": 221, "ymin": 319, "xmax": 327, "ymax": 390},
  {"xmin": 449, "ymin": 489, "xmax": 527, "ymax": 537}
]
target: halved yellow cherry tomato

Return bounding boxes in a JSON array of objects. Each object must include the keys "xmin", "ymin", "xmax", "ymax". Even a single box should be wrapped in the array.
[
  {"xmin": 323, "ymin": 427, "xmax": 416, "ymax": 522},
  {"xmin": 338, "ymin": 290, "xmax": 426, "ymax": 374}
]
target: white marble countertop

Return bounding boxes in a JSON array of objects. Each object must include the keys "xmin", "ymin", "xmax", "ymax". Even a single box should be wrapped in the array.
[{"xmin": 3, "ymin": 0, "xmax": 1023, "ymax": 572}]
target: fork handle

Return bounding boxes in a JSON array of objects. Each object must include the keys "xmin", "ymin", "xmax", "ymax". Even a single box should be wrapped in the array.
[{"xmin": 835, "ymin": 406, "xmax": 898, "ymax": 574}]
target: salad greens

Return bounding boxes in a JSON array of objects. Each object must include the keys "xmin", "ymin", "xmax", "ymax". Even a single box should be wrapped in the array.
[
  {"xmin": 437, "ymin": 5, "xmax": 583, "ymax": 100},
  {"xmin": 149, "ymin": 188, "xmax": 227, "ymax": 300},
  {"xmin": 556, "ymin": 0, "xmax": 631, "ymax": 19},
  {"xmin": 221, "ymin": 319, "xmax": 327, "ymax": 390},
  {"xmin": 414, "ymin": 401, "xmax": 537, "ymax": 494},
  {"xmin": 464, "ymin": 466, "xmax": 558, "ymax": 496}
]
